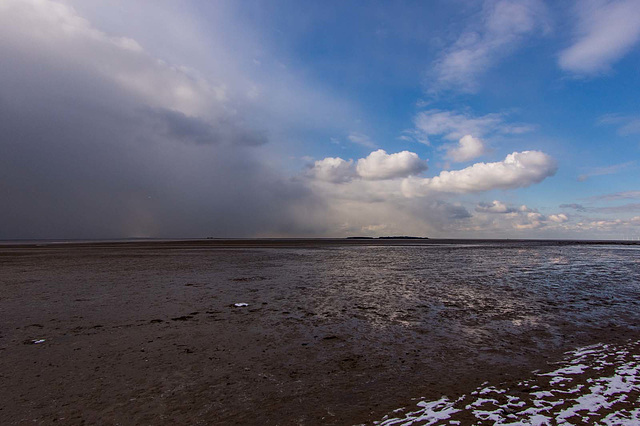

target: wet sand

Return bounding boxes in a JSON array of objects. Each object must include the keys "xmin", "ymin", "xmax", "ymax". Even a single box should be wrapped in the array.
[{"xmin": 1, "ymin": 239, "xmax": 639, "ymax": 424}]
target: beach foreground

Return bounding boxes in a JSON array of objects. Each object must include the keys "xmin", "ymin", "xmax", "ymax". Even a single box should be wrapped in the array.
[
  {"xmin": 1, "ymin": 239, "xmax": 639, "ymax": 424},
  {"xmin": 376, "ymin": 340, "xmax": 640, "ymax": 425}
]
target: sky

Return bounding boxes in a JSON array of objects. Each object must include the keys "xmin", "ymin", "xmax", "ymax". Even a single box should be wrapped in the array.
[{"xmin": 1, "ymin": 0, "xmax": 639, "ymax": 240}]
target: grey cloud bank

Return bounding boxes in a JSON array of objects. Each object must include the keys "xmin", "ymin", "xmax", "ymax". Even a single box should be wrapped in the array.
[{"xmin": 0, "ymin": 0, "xmax": 316, "ymax": 239}]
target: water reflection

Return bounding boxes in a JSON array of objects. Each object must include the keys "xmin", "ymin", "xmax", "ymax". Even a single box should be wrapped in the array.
[{"xmin": 274, "ymin": 243, "xmax": 640, "ymax": 354}]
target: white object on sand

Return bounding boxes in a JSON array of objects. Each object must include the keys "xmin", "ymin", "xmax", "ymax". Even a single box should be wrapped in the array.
[{"xmin": 234, "ymin": 303, "xmax": 249, "ymax": 307}]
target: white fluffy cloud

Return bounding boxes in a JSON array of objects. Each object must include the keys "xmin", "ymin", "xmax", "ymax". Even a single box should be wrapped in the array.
[
  {"xmin": 309, "ymin": 150, "xmax": 427, "ymax": 182},
  {"xmin": 446, "ymin": 135, "xmax": 487, "ymax": 162},
  {"xmin": 548, "ymin": 213, "xmax": 569, "ymax": 223},
  {"xmin": 431, "ymin": 0, "xmax": 548, "ymax": 92},
  {"xmin": 402, "ymin": 151, "xmax": 557, "ymax": 196},
  {"xmin": 356, "ymin": 150, "xmax": 428, "ymax": 180},
  {"xmin": 559, "ymin": 0, "xmax": 640, "ymax": 74},
  {"xmin": 309, "ymin": 157, "xmax": 356, "ymax": 183}
]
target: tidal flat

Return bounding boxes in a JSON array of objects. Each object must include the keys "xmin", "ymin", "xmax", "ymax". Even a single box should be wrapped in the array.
[{"xmin": 1, "ymin": 239, "xmax": 639, "ymax": 424}]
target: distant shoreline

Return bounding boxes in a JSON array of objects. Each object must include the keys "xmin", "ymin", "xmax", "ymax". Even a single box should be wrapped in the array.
[
  {"xmin": 1, "ymin": 237, "xmax": 639, "ymax": 249},
  {"xmin": 346, "ymin": 236, "xmax": 430, "ymax": 240}
]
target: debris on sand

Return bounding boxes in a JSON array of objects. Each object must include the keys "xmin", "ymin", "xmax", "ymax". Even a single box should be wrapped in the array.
[{"xmin": 234, "ymin": 303, "xmax": 249, "ymax": 307}]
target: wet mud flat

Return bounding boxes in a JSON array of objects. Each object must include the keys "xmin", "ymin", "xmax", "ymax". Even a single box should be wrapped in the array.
[{"xmin": 1, "ymin": 239, "xmax": 639, "ymax": 424}]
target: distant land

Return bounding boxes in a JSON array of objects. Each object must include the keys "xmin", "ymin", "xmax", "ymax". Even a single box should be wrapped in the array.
[{"xmin": 346, "ymin": 236, "xmax": 429, "ymax": 240}]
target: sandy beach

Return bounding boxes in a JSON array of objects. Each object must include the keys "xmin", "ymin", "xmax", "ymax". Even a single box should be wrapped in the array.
[{"xmin": 1, "ymin": 240, "xmax": 639, "ymax": 424}]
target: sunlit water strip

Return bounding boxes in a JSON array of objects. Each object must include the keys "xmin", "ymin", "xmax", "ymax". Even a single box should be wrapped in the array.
[{"xmin": 374, "ymin": 340, "xmax": 640, "ymax": 425}]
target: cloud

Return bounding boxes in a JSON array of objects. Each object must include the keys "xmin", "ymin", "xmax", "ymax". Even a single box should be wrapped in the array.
[
  {"xmin": 402, "ymin": 151, "xmax": 557, "ymax": 196},
  {"xmin": 573, "ymin": 216, "xmax": 640, "ymax": 232},
  {"xmin": 413, "ymin": 109, "xmax": 533, "ymax": 144},
  {"xmin": 471, "ymin": 201, "xmax": 573, "ymax": 232},
  {"xmin": 347, "ymin": 132, "xmax": 377, "ymax": 148},
  {"xmin": 356, "ymin": 150, "xmax": 428, "ymax": 180},
  {"xmin": 586, "ymin": 190, "xmax": 640, "ymax": 202},
  {"xmin": 305, "ymin": 155, "xmax": 573, "ymax": 238},
  {"xmin": 305, "ymin": 150, "xmax": 558, "ymax": 237},
  {"xmin": 0, "ymin": 0, "xmax": 325, "ymax": 239},
  {"xmin": 598, "ymin": 113, "xmax": 640, "ymax": 135},
  {"xmin": 294, "ymin": 185, "xmax": 476, "ymax": 237},
  {"xmin": 577, "ymin": 161, "xmax": 635, "ymax": 181},
  {"xmin": 430, "ymin": 0, "xmax": 548, "ymax": 92},
  {"xmin": 559, "ymin": 0, "xmax": 640, "ymax": 75},
  {"xmin": 468, "ymin": 205, "xmax": 640, "ymax": 239},
  {"xmin": 144, "ymin": 108, "xmax": 266, "ymax": 146},
  {"xmin": 560, "ymin": 203, "xmax": 587, "ymax": 212},
  {"xmin": 593, "ymin": 203, "xmax": 640, "ymax": 213},
  {"xmin": 446, "ymin": 135, "xmax": 487, "ymax": 162},
  {"xmin": 440, "ymin": 203, "xmax": 473, "ymax": 220},
  {"xmin": 308, "ymin": 157, "xmax": 356, "ymax": 183},
  {"xmin": 309, "ymin": 150, "xmax": 428, "ymax": 182},
  {"xmin": 3, "ymin": 0, "xmax": 632, "ymax": 241},
  {"xmin": 0, "ymin": 0, "xmax": 221, "ymax": 117},
  {"xmin": 548, "ymin": 213, "xmax": 569, "ymax": 223},
  {"xmin": 475, "ymin": 200, "xmax": 519, "ymax": 213},
  {"xmin": 513, "ymin": 212, "xmax": 547, "ymax": 229}
]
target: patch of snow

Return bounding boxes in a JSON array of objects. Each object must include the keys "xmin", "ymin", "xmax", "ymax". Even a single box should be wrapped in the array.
[{"xmin": 373, "ymin": 340, "xmax": 640, "ymax": 425}]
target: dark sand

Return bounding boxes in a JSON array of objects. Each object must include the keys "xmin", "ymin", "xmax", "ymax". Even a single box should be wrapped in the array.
[{"xmin": 1, "ymin": 239, "xmax": 639, "ymax": 425}]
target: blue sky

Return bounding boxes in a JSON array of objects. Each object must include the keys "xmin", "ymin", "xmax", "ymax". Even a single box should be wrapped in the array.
[{"xmin": 1, "ymin": 0, "xmax": 639, "ymax": 239}]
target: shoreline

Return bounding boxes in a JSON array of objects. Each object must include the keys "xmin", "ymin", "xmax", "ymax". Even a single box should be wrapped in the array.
[{"xmin": 2, "ymin": 237, "xmax": 640, "ymax": 250}]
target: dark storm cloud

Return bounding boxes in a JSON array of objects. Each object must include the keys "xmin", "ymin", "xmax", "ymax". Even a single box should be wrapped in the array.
[
  {"xmin": 0, "ymin": 86, "xmax": 312, "ymax": 239},
  {"xmin": 443, "ymin": 203, "xmax": 473, "ymax": 220},
  {"xmin": 405, "ymin": 200, "xmax": 471, "ymax": 226},
  {"xmin": 143, "ymin": 108, "xmax": 267, "ymax": 147},
  {"xmin": 0, "ymin": 0, "xmax": 317, "ymax": 239}
]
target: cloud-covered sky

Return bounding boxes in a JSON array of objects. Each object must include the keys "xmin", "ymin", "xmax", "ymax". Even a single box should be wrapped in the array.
[{"xmin": 1, "ymin": 0, "xmax": 639, "ymax": 240}]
